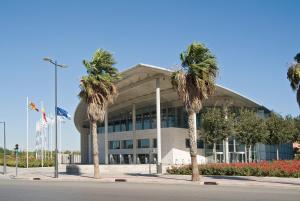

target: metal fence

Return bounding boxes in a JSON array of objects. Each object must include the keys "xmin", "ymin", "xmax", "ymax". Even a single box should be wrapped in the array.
[{"xmin": 58, "ymin": 153, "xmax": 81, "ymax": 164}]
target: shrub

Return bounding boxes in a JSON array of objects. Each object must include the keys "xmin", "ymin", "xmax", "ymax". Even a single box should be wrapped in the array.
[{"xmin": 167, "ymin": 160, "xmax": 300, "ymax": 178}]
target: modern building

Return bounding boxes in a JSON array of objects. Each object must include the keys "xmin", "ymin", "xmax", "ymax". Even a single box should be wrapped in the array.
[{"xmin": 74, "ymin": 64, "xmax": 293, "ymax": 166}]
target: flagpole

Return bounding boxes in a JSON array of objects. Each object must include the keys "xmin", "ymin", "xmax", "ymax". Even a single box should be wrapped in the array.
[
  {"xmin": 26, "ymin": 97, "xmax": 29, "ymax": 168},
  {"xmin": 59, "ymin": 118, "xmax": 62, "ymax": 155},
  {"xmin": 50, "ymin": 115, "xmax": 53, "ymax": 159},
  {"xmin": 41, "ymin": 102, "xmax": 44, "ymax": 168}
]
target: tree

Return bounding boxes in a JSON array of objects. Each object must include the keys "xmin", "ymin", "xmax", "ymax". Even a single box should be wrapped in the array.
[
  {"xmin": 287, "ymin": 53, "xmax": 300, "ymax": 108},
  {"xmin": 266, "ymin": 113, "xmax": 295, "ymax": 160},
  {"xmin": 235, "ymin": 109, "xmax": 268, "ymax": 162},
  {"xmin": 293, "ymin": 116, "xmax": 300, "ymax": 142},
  {"xmin": 201, "ymin": 107, "xmax": 235, "ymax": 163},
  {"xmin": 170, "ymin": 42, "xmax": 218, "ymax": 181},
  {"xmin": 79, "ymin": 49, "xmax": 120, "ymax": 178}
]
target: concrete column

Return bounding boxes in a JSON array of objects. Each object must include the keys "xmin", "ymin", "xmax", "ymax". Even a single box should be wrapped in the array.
[
  {"xmin": 88, "ymin": 127, "xmax": 92, "ymax": 164},
  {"xmin": 132, "ymin": 104, "xmax": 137, "ymax": 164},
  {"xmin": 104, "ymin": 111, "xmax": 109, "ymax": 164},
  {"xmin": 80, "ymin": 132, "xmax": 89, "ymax": 164},
  {"xmin": 233, "ymin": 138, "xmax": 236, "ymax": 162},
  {"xmin": 156, "ymin": 78, "xmax": 162, "ymax": 173},
  {"xmin": 224, "ymin": 110, "xmax": 229, "ymax": 163}
]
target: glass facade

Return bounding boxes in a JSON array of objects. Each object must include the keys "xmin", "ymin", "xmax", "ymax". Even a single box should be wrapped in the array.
[
  {"xmin": 122, "ymin": 140, "xmax": 133, "ymax": 149},
  {"xmin": 137, "ymin": 139, "xmax": 150, "ymax": 148},
  {"xmin": 97, "ymin": 106, "xmax": 193, "ymax": 134},
  {"xmin": 109, "ymin": 141, "xmax": 120, "ymax": 149},
  {"xmin": 95, "ymin": 104, "xmax": 292, "ymax": 163},
  {"xmin": 185, "ymin": 139, "xmax": 204, "ymax": 149}
]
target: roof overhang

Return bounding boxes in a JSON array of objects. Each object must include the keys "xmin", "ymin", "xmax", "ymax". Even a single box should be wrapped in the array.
[{"xmin": 74, "ymin": 63, "xmax": 270, "ymax": 133}]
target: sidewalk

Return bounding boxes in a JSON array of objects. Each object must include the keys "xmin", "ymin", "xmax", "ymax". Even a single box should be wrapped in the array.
[{"xmin": 1, "ymin": 165, "xmax": 299, "ymax": 188}]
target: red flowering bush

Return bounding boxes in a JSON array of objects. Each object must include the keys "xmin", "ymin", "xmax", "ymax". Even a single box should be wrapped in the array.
[{"xmin": 167, "ymin": 160, "xmax": 300, "ymax": 178}]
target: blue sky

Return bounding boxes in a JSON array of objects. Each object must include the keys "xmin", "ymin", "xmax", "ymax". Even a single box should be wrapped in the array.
[{"xmin": 0, "ymin": 0, "xmax": 299, "ymax": 151}]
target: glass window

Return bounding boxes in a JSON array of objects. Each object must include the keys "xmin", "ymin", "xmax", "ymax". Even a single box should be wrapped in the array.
[
  {"xmin": 123, "ymin": 154, "xmax": 133, "ymax": 164},
  {"xmin": 143, "ymin": 112, "xmax": 151, "ymax": 129},
  {"xmin": 120, "ymin": 118, "xmax": 126, "ymax": 132},
  {"xmin": 109, "ymin": 154, "xmax": 120, "ymax": 164},
  {"xmin": 137, "ymin": 154, "xmax": 149, "ymax": 164},
  {"xmin": 153, "ymin": 138, "xmax": 157, "ymax": 148},
  {"xmin": 97, "ymin": 126, "xmax": 104, "ymax": 134},
  {"xmin": 136, "ymin": 114, "xmax": 143, "ymax": 130},
  {"xmin": 151, "ymin": 110, "xmax": 156, "ymax": 128},
  {"xmin": 185, "ymin": 139, "xmax": 204, "ymax": 149},
  {"xmin": 122, "ymin": 140, "xmax": 133, "ymax": 149},
  {"xmin": 167, "ymin": 107, "xmax": 176, "ymax": 127},
  {"xmin": 114, "ymin": 120, "xmax": 121, "ymax": 132},
  {"xmin": 216, "ymin": 140, "xmax": 223, "ymax": 152},
  {"xmin": 109, "ymin": 141, "xmax": 120, "ymax": 149},
  {"xmin": 161, "ymin": 108, "xmax": 168, "ymax": 128},
  {"xmin": 108, "ymin": 122, "xmax": 114, "ymax": 133},
  {"xmin": 196, "ymin": 113, "xmax": 202, "ymax": 129},
  {"xmin": 197, "ymin": 139, "xmax": 204, "ymax": 149},
  {"xmin": 176, "ymin": 107, "xmax": 184, "ymax": 128},
  {"xmin": 183, "ymin": 111, "xmax": 188, "ymax": 128},
  {"xmin": 185, "ymin": 139, "xmax": 190, "ymax": 148},
  {"xmin": 137, "ymin": 139, "xmax": 150, "ymax": 148},
  {"xmin": 127, "ymin": 113, "xmax": 132, "ymax": 131}
]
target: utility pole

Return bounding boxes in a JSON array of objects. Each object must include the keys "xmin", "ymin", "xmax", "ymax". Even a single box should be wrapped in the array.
[{"xmin": 0, "ymin": 122, "xmax": 6, "ymax": 175}]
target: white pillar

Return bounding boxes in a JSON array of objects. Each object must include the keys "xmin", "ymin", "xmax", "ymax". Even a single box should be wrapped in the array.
[
  {"xmin": 225, "ymin": 138, "xmax": 229, "ymax": 163},
  {"xmin": 156, "ymin": 78, "xmax": 162, "ymax": 173},
  {"xmin": 224, "ymin": 111, "xmax": 229, "ymax": 163},
  {"xmin": 132, "ymin": 104, "xmax": 137, "ymax": 164},
  {"xmin": 104, "ymin": 111, "xmax": 108, "ymax": 164},
  {"xmin": 233, "ymin": 138, "xmax": 236, "ymax": 162}
]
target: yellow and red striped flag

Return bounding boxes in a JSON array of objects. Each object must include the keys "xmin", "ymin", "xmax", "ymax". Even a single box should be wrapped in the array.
[
  {"xmin": 41, "ymin": 107, "xmax": 47, "ymax": 123},
  {"xmin": 29, "ymin": 101, "xmax": 39, "ymax": 112}
]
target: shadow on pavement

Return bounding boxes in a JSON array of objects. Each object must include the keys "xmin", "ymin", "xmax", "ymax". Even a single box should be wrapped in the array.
[
  {"xmin": 126, "ymin": 173, "xmax": 158, "ymax": 177},
  {"xmin": 206, "ymin": 176, "xmax": 255, "ymax": 181}
]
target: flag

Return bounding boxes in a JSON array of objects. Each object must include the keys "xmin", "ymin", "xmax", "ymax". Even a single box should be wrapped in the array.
[
  {"xmin": 57, "ymin": 107, "xmax": 71, "ymax": 120},
  {"xmin": 41, "ymin": 107, "xmax": 47, "ymax": 123},
  {"xmin": 29, "ymin": 101, "xmax": 39, "ymax": 112}
]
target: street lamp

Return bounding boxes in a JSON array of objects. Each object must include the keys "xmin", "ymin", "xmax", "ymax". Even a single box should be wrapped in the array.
[
  {"xmin": 43, "ymin": 57, "xmax": 67, "ymax": 178},
  {"xmin": 0, "ymin": 121, "xmax": 6, "ymax": 175}
]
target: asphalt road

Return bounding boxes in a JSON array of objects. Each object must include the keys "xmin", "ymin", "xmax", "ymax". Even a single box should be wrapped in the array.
[{"xmin": 0, "ymin": 179, "xmax": 299, "ymax": 201}]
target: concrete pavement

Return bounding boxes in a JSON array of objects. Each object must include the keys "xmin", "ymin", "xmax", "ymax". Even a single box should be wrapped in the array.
[{"xmin": 1, "ymin": 165, "xmax": 300, "ymax": 188}]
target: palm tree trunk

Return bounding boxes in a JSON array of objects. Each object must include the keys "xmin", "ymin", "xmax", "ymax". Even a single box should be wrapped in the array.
[
  {"xmin": 276, "ymin": 144, "xmax": 279, "ymax": 160},
  {"xmin": 91, "ymin": 121, "xmax": 100, "ymax": 179},
  {"xmin": 188, "ymin": 111, "xmax": 200, "ymax": 181}
]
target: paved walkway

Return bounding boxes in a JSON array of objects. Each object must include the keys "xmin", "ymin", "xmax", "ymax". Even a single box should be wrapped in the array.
[{"xmin": 0, "ymin": 165, "xmax": 299, "ymax": 188}]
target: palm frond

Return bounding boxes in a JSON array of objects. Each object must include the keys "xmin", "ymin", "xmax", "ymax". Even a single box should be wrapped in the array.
[
  {"xmin": 79, "ymin": 49, "xmax": 120, "ymax": 122},
  {"xmin": 171, "ymin": 42, "xmax": 218, "ymax": 113}
]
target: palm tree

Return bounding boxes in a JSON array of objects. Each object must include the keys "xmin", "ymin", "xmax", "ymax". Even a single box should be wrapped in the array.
[
  {"xmin": 287, "ymin": 53, "xmax": 300, "ymax": 107},
  {"xmin": 170, "ymin": 42, "xmax": 218, "ymax": 181},
  {"xmin": 79, "ymin": 49, "xmax": 120, "ymax": 178}
]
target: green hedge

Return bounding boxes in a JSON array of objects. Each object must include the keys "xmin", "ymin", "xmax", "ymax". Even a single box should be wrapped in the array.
[
  {"xmin": 0, "ymin": 154, "xmax": 54, "ymax": 167},
  {"xmin": 167, "ymin": 160, "xmax": 300, "ymax": 178}
]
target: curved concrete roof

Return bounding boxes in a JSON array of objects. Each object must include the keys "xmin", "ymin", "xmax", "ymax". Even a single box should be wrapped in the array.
[{"xmin": 74, "ymin": 63, "xmax": 269, "ymax": 133}]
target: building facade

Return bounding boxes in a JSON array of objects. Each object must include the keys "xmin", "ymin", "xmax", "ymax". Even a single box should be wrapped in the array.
[{"xmin": 74, "ymin": 64, "xmax": 293, "ymax": 166}]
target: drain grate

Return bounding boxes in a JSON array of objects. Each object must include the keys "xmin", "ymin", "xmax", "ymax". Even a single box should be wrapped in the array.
[
  {"xmin": 33, "ymin": 178, "xmax": 41, "ymax": 180},
  {"xmin": 204, "ymin": 181, "xmax": 218, "ymax": 185},
  {"xmin": 115, "ymin": 179, "xmax": 127, "ymax": 182}
]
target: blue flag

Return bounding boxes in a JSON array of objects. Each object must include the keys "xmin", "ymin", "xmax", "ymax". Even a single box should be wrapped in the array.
[{"xmin": 56, "ymin": 107, "xmax": 71, "ymax": 120}]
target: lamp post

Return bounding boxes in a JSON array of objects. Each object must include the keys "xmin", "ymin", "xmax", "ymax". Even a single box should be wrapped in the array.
[
  {"xmin": 0, "ymin": 121, "xmax": 6, "ymax": 175},
  {"xmin": 43, "ymin": 57, "xmax": 67, "ymax": 178}
]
